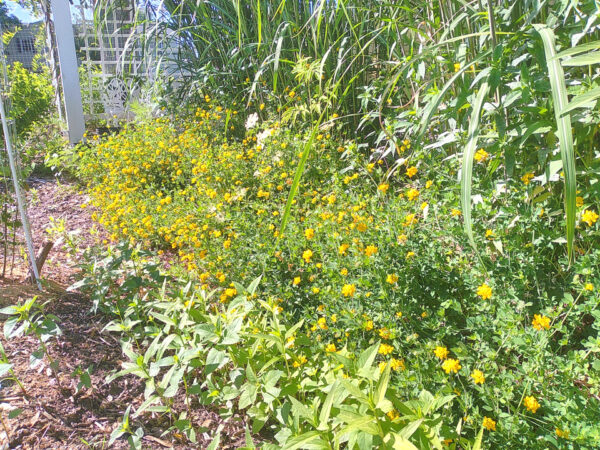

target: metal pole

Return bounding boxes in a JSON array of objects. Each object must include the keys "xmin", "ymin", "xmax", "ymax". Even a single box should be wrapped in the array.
[{"xmin": 0, "ymin": 25, "xmax": 42, "ymax": 290}]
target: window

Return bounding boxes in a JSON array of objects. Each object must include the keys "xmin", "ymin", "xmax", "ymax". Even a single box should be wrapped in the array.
[{"xmin": 17, "ymin": 37, "xmax": 35, "ymax": 54}]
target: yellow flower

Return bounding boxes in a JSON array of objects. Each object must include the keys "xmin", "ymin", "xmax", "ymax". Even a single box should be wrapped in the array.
[
  {"xmin": 434, "ymin": 346, "xmax": 449, "ymax": 360},
  {"xmin": 406, "ymin": 188, "xmax": 420, "ymax": 201},
  {"xmin": 395, "ymin": 311, "xmax": 403, "ymax": 319},
  {"xmin": 521, "ymin": 172, "xmax": 534, "ymax": 185},
  {"xmin": 420, "ymin": 201, "xmax": 428, "ymax": 210},
  {"xmin": 338, "ymin": 243, "xmax": 350, "ymax": 255},
  {"xmin": 390, "ymin": 358, "xmax": 405, "ymax": 371},
  {"xmin": 387, "ymin": 409, "xmax": 399, "ymax": 421},
  {"xmin": 585, "ymin": 283, "xmax": 594, "ymax": 291},
  {"xmin": 555, "ymin": 428, "xmax": 570, "ymax": 439},
  {"xmin": 477, "ymin": 283, "xmax": 492, "ymax": 300},
  {"xmin": 451, "ymin": 208, "xmax": 462, "ymax": 217},
  {"xmin": 293, "ymin": 276, "xmax": 301, "ymax": 286},
  {"xmin": 471, "ymin": 369, "xmax": 485, "ymax": 384},
  {"xmin": 378, "ymin": 343, "xmax": 394, "ymax": 355},
  {"xmin": 259, "ymin": 103, "xmax": 265, "ymax": 110},
  {"xmin": 312, "ymin": 287, "xmax": 320, "ymax": 294},
  {"xmin": 305, "ymin": 228, "xmax": 315, "ymax": 239},
  {"xmin": 317, "ymin": 317, "xmax": 328, "ymax": 330},
  {"xmin": 378, "ymin": 183, "xmax": 389, "ymax": 194},
  {"xmin": 293, "ymin": 355, "xmax": 307, "ymax": 367},
  {"xmin": 532, "ymin": 314, "xmax": 550, "ymax": 330},
  {"xmin": 582, "ymin": 209, "xmax": 599, "ymax": 226},
  {"xmin": 482, "ymin": 417, "xmax": 496, "ymax": 431},
  {"xmin": 403, "ymin": 214, "xmax": 417, "ymax": 227},
  {"xmin": 386, "ymin": 273, "xmax": 398, "ymax": 284},
  {"xmin": 302, "ymin": 249, "xmax": 313, "ymax": 263},
  {"xmin": 364, "ymin": 320, "xmax": 374, "ymax": 331},
  {"xmin": 340, "ymin": 267, "xmax": 348, "ymax": 276},
  {"xmin": 523, "ymin": 396, "xmax": 540, "ymax": 414},
  {"xmin": 331, "ymin": 314, "xmax": 337, "ymax": 323},
  {"xmin": 454, "ymin": 62, "xmax": 461, "ymax": 72},
  {"xmin": 474, "ymin": 149, "xmax": 489, "ymax": 163},
  {"xmin": 341, "ymin": 284, "xmax": 356, "ymax": 297},
  {"xmin": 425, "ymin": 180, "xmax": 433, "ymax": 188},
  {"xmin": 406, "ymin": 166, "xmax": 418, "ymax": 178},
  {"xmin": 289, "ymin": 90, "xmax": 296, "ymax": 98},
  {"xmin": 364, "ymin": 245, "xmax": 378, "ymax": 257},
  {"xmin": 441, "ymin": 358, "xmax": 461, "ymax": 374},
  {"xmin": 379, "ymin": 327, "xmax": 391, "ymax": 339},
  {"xmin": 397, "ymin": 234, "xmax": 408, "ymax": 244},
  {"xmin": 576, "ymin": 196, "xmax": 584, "ymax": 207},
  {"xmin": 406, "ymin": 251, "xmax": 415, "ymax": 258},
  {"xmin": 325, "ymin": 343, "xmax": 336, "ymax": 352},
  {"xmin": 485, "ymin": 229, "xmax": 494, "ymax": 239}
]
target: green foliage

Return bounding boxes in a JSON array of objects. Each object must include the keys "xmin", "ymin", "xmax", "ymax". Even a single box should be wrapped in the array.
[
  {"xmin": 73, "ymin": 109, "xmax": 600, "ymax": 447},
  {"xmin": 5, "ymin": 62, "xmax": 53, "ymax": 136},
  {"xmin": 1, "ymin": 297, "xmax": 63, "ymax": 386},
  {"xmin": 75, "ymin": 242, "xmax": 453, "ymax": 448}
]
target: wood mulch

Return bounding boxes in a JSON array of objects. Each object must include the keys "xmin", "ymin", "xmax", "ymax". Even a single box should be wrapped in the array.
[{"xmin": 0, "ymin": 178, "xmax": 250, "ymax": 449}]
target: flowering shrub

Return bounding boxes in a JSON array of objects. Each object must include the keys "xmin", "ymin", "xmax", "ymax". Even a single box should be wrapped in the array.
[
  {"xmin": 75, "ymin": 243, "xmax": 451, "ymax": 448},
  {"xmin": 75, "ymin": 107, "xmax": 600, "ymax": 447}
]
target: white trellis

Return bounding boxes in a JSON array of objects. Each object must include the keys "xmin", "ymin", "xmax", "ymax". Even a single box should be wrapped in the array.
[{"xmin": 71, "ymin": 0, "xmax": 158, "ymax": 123}]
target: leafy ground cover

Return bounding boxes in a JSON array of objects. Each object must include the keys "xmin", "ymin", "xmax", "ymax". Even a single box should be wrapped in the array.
[{"xmin": 67, "ymin": 105, "xmax": 600, "ymax": 448}]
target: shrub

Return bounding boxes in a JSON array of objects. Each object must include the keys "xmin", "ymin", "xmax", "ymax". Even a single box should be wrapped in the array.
[
  {"xmin": 6, "ymin": 62, "xmax": 53, "ymax": 136},
  {"xmin": 76, "ymin": 107, "xmax": 600, "ymax": 447}
]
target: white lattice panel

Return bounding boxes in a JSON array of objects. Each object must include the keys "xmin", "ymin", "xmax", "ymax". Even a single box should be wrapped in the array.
[{"xmin": 71, "ymin": 0, "xmax": 152, "ymax": 123}]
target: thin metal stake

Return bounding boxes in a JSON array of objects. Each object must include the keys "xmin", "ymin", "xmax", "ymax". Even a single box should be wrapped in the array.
[{"xmin": 0, "ymin": 24, "xmax": 42, "ymax": 290}]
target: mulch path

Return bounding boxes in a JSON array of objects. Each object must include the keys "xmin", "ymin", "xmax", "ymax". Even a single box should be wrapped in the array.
[{"xmin": 0, "ymin": 177, "xmax": 250, "ymax": 449}]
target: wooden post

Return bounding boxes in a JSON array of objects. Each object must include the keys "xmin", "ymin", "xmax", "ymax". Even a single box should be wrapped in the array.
[{"xmin": 51, "ymin": 0, "xmax": 85, "ymax": 144}]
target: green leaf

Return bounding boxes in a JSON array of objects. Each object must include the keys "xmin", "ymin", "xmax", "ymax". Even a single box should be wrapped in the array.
[
  {"xmin": 560, "ymin": 52, "xmax": 600, "ymax": 66},
  {"xmin": 472, "ymin": 422, "xmax": 485, "ymax": 450},
  {"xmin": 206, "ymin": 431, "xmax": 221, "ymax": 450},
  {"xmin": 205, "ymin": 348, "xmax": 228, "ymax": 375},
  {"xmin": 535, "ymin": 25, "xmax": 577, "ymax": 263},
  {"xmin": 8, "ymin": 408, "xmax": 22, "ymax": 419},
  {"xmin": 461, "ymin": 81, "xmax": 490, "ymax": 254},
  {"xmin": 356, "ymin": 343, "xmax": 379, "ymax": 375},
  {"xmin": 279, "ymin": 113, "xmax": 325, "ymax": 235},
  {"xmin": 338, "ymin": 413, "xmax": 380, "ymax": 436},
  {"xmin": 318, "ymin": 380, "xmax": 339, "ymax": 429},
  {"xmin": 374, "ymin": 361, "xmax": 391, "ymax": 409},
  {"xmin": 284, "ymin": 431, "xmax": 327, "ymax": 450},
  {"xmin": 560, "ymin": 85, "xmax": 600, "ymax": 116},
  {"xmin": 399, "ymin": 419, "xmax": 424, "ymax": 439},
  {"xmin": 0, "ymin": 363, "xmax": 12, "ymax": 377}
]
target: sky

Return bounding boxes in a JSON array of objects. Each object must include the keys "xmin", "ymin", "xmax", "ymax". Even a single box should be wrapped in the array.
[{"xmin": 5, "ymin": 1, "xmax": 39, "ymax": 24}]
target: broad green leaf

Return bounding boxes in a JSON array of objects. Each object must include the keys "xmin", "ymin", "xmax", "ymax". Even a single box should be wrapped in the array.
[
  {"xmin": 399, "ymin": 419, "xmax": 424, "ymax": 439},
  {"xmin": 560, "ymin": 52, "xmax": 600, "ymax": 66},
  {"xmin": 318, "ymin": 380, "xmax": 339, "ymax": 429},
  {"xmin": 284, "ymin": 431, "xmax": 328, "ymax": 450},
  {"xmin": 374, "ymin": 361, "xmax": 391, "ymax": 409},
  {"xmin": 556, "ymin": 40, "xmax": 600, "ymax": 58},
  {"xmin": 535, "ymin": 25, "xmax": 577, "ymax": 263}
]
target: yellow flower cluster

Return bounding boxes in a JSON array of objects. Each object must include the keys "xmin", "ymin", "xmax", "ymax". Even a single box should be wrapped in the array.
[
  {"xmin": 523, "ymin": 395, "xmax": 540, "ymax": 413},
  {"xmin": 532, "ymin": 314, "xmax": 550, "ymax": 330},
  {"xmin": 477, "ymin": 283, "xmax": 492, "ymax": 300},
  {"xmin": 441, "ymin": 358, "xmax": 461, "ymax": 374}
]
